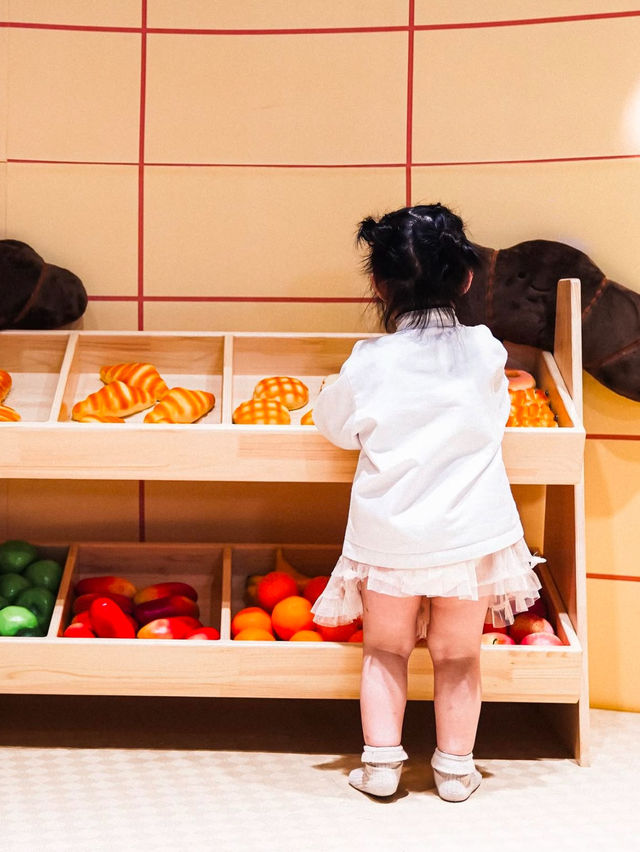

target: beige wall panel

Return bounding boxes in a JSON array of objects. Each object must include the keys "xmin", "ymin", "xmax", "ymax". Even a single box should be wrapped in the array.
[
  {"xmin": 0, "ymin": 26, "xmax": 6, "ymax": 163},
  {"xmin": 79, "ymin": 300, "xmax": 139, "ymax": 331},
  {"xmin": 142, "ymin": 299, "xmax": 381, "ymax": 334},
  {"xmin": 143, "ymin": 166, "xmax": 405, "ymax": 298},
  {"xmin": 584, "ymin": 440, "xmax": 640, "ymax": 579},
  {"xmin": 6, "ymin": 163, "xmax": 138, "ymax": 297},
  {"xmin": 415, "ymin": 2, "xmax": 640, "ymax": 24},
  {"xmin": 3, "ymin": 480, "xmax": 140, "ymax": 541},
  {"xmin": 8, "ymin": 1, "xmax": 141, "ymax": 26},
  {"xmin": 583, "ymin": 374, "xmax": 640, "ymax": 437},
  {"xmin": 145, "ymin": 32, "xmax": 407, "ymax": 164},
  {"xmin": 7, "ymin": 29, "xmax": 140, "ymax": 162},
  {"xmin": 587, "ymin": 577, "xmax": 640, "ymax": 711},
  {"xmin": 0, "ymin": 163, "xmax": 6, "ymax": 235},
  {"xmin": 144, "ymin": 481, "xmax": 351, "ymax": 544},
  {"xmin": 412, "ymin": 18, "xmax": 640, "ymax": 162},
  {"xmin": 148, "ymin": 0, "xmax": 408, "ymax": 29},
  {"xmin": 411, "ymin": 160, "xmax": 640, "ymax": 287}
]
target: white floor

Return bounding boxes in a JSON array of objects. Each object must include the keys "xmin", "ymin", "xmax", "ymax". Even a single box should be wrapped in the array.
[{"xmin": 0, "ymin": 696, "xmax": 638, "ymax": 851}]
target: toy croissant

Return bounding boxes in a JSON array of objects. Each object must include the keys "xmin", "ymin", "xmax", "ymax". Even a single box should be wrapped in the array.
[
  {"xmin": 0, "ymin": 403, "xmax": 20, "ymax": 422},
  {"xmin": 143, "ymin": 387, "xmax": 215, "ymax": 423},
  {"xmin": 100, "ymin": 362, "xmax": 169, "ymax": 401},
  {"xmin": 72, "ymin": 380, "xmax": 155, "ymax": 421},
  {"xmin": 0, "ymin": 370, "xmax": 11, "ymax": 403},
  {"xmin": 454, "ymin": 240, "xmax": 640, "ymax": 403}
]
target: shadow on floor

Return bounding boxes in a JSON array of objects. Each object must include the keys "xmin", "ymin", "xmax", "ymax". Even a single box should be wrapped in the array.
[{"xmin": 0, "ymin": 695, "xmax": 571, "ymax": 760}]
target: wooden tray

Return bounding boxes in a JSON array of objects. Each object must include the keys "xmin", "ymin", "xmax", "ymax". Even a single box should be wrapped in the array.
[{"xmin": 0, "ymin": 541, "xmax": 582, "ymax": 701}]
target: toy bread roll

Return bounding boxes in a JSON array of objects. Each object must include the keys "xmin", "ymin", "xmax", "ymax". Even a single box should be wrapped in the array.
[
  {"xmin": 0, "ymin": 403, "xmax": 20, "ymax": 422},
  {"xmin": 72, "ymin": 380, "xmax": 155, "ymax": 421},
  {"xmin": 0, "ymin": 370, "xmax": 11, "ymax": 403},
  {"xmin": 253, "ymin": 376, "xmax": 309, "ymax": 410},
  {"xmin": 76, "ymin": 414, "xmax": 126, "ymax": 424},
  {"xmin": 300, "ymin": 410, "xmax": 314, "ymax": 426},
  {"xmin": 233, "ymin": 398, "xmax": 291, "ymax": 425},
  {"xmin": 100, "ymin": 362, "xmax": 169, "ymax": 401},
  {"xmin": 143, "ymin": 387, "xmax": 215, "ymax": 423}
]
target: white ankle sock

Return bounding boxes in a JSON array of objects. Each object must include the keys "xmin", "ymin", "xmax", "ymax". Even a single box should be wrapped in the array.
[
  {"xmin": 348, "ymin": 744, "xmax": 408, "ymax": 797},
  {"xmin": 430, "ymin": 747, "xmax": 481, "ymax": 802}
]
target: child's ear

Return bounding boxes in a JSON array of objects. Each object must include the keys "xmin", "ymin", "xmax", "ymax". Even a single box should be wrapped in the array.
[{"xmin": 461, "ymin": 270, "xmax": 473, "ymax": 294}]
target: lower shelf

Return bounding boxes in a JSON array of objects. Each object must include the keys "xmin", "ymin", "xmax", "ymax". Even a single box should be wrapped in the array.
[{"xmin": 0, "ymin": 542, "xmax": 582, "ymax": 701}]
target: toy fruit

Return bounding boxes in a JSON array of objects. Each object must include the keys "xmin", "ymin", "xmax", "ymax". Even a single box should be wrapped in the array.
[
  {"xmin": 0, "ymin": 605, "xmax": 39, "ymax": 636},
  {"xmin": 15, "ymin": 586, "xmax": 55, "ymax": 628},
  {"xmin": 315, "ymin": 620, "xmax": 359, "ymax": 642},
  {"xmin": 0, "ymin": 572, "xmax": 32, "ymax": 603},
  {"xmin": 73, "ymin": 591, "xmax": 134, "ymax": 615},
  {"xmin": 233, "ymin": 628, "xmax": 276, "ymax": 641},
  {"xmin": 348, "ymin": 629, "xmax": 364, "ymax": 643},
  {"xmin": 136, "ymin": 617, "xmax": 194, "ymax": 639},
  {"xmin": 23, "ymin": 559, "xmax": 63, "ymax": 592},
  {"xmin": 481, "ymin": 632, "xmax": 516, "ymax": 645},
  {"xmin": 133, "ymin": 581, "xmax": 198, "ymax": 606},
  {"xmin": 290, "ymin": 630, "xmax": 322, "ymax": 641},
  {"xmin": 302, "ymin": 575, "xmax": 329, "ymax": 605},
  {"xmin": 75, "ymin": 575, "xmax": 137, "ymax": 599},
  {"xmin": 231, "ymin": 606, "xmax": 273, "ymax": 637},
  {"xmin": 520, "ymin": 632, "xmax": 564, "ymax": 646},
  {"xmin": 509, "ymin": 613, "xmax": 555, "ymax": 644},
  {"xmin": 0, "ymin": 539, "xmax": 38, "ymax": 573},
  {"xmin": 185, "ymin": 627, "xmax": 221, "ymax": 640},
  {"xmin": 256, "ymin": 572, "xmax": 299, "ymax": 612},
  {"xmin": 482, "ymin": 622, "xmax": 508, "ymax": 635},
  {"xmin": 133, "ymin": 594, "xmax": 200, "ymax": 626},
  {"xmin": 0, "ymin": 595, "xmax": 8, "ymax": 610},
  {"xmin": 244, "ymin": 573, "xmax": 265, "ymax": 605},
  {"xmin": 89, "ymin": 597, "xmax": 136, "ymax": 638},
  {"xmin": 63, "ymin": 623, "xmax": 96, "ymax": 638},
  {"xmin": 271, "ymin": 596, "xmax": 314, "ymax": 640}
]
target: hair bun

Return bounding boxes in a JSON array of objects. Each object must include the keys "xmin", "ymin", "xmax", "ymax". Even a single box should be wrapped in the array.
[{"xmin": 356, "ymin": 216, "xmax": 379, "ymax": 246}]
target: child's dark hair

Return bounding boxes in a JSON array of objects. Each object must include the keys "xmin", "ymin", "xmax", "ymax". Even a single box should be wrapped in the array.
[{"xmin": 357, "ymin": 203, "xmax": 482, "ymax": 331}]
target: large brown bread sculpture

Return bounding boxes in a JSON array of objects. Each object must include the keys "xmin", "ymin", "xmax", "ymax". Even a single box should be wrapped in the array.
[{"xmin": 455, "ymin": 241, "xmax": 640, "ymax": 402}]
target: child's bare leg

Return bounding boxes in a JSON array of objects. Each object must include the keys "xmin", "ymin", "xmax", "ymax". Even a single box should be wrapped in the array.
[
  {"xmin": 347, "ymin": 584, "xmax": 420, "ymax": 797},
  {"xmin": 426, "ymin": 595, "xmax": 490, "ymax": 801},
  {"xmin": 360, "ymin": 583, "xmax": 422, "ymax": 746},
  {"xmin": 426, "ymin": 595, "xmax": 490, "ymax": 753}
]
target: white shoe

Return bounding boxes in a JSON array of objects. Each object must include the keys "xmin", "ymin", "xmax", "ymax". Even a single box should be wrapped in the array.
[
  {"xmin": 348, "ymin": 745, "xmax": 408, "ymax": 797},
  {"xmin": 430, "ymin": 747, "xmax": 481, "ymax": 802}
]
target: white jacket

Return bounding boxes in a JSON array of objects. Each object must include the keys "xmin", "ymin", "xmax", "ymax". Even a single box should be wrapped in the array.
[{"xmin": 313, "ymin": 315, "xmax": 523, "ymax": 568}]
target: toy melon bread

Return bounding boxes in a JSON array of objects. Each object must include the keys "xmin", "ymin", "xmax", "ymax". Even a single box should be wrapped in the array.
[
  {"xmin": 253, "ymin": 376, "xmax": 309, "ymax": 410},
  {"xmin": 233, "ymin": 398, "xmax": 291, "ymax": 425}
]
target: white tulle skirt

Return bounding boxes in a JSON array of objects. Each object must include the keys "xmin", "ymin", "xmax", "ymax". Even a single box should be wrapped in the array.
[{"xmin": 311, "ymin": 538, "xmax": 543, "ymax": 637}]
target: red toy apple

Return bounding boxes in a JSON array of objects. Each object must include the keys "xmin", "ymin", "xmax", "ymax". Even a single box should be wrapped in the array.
[
  {"xmin": 509, "ymin": 612, "xmax": 555, "ymax": 644},
  {"xmin": 481, "ymin": 632, "xmax": 516, "ymax": 645},
  {"xmin": 520, "ymin": 632, "xmax": 564, "ymax": 646}
]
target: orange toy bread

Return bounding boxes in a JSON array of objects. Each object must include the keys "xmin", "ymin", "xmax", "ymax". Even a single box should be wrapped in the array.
[
  {"xmin": 507, "ymin": 387, "xmax": 557, "ymax": 427},
  {"xmin": 100, "ymin": 362, "xmax": 169, "ymax": 401},
  {"xmin": 233, "ymin": 398, "xmax": 291, "ymax": 425},
  {"xmin": 76, "ymin": 414, "xmax": 126, "ymax": 424},
  {"xmin": 143, "ymin": 387, "xmax": 215, "ymax": 423},
  {"xmin": 253, "ymin": 376, "xmax": 309, "ymax": 410},
  {"xmin": 0, "ymin": 370, "xmax": 11, "ymax": 403},
  {"xmin": 72, "ymin": 381, "xmax": 155, "ymax": 421},
  {"xmin": 505, "ymin": 369, "xmax": 536, "ymax": 391},
  {"xmin": 0, "ymin": 403, "xmax": 20, "ymax": 422},
  {"xmin": 300, "ymin": 410, "xmax": 314, "ymax": 426}
]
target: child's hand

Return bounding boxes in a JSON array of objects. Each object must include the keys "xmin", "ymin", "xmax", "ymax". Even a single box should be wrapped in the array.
[{"xmin": 320, "ymin": 373, "xmax": 340, "ymax": 390}]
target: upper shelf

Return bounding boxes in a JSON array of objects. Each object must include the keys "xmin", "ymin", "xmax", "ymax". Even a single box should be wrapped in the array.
[{"xmin": 0, "ymin": 280, "xmax": 585, "ymax": 484}]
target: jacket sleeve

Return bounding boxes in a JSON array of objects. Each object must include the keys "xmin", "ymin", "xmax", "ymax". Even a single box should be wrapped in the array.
[{"xmin": 312, "ymin": 366, "xmax": 362, "ymax": 451}]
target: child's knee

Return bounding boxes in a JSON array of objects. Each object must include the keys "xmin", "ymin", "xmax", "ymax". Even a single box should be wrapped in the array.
[
  {"xmin": 364, "ymin": 631, "xmax": 415, "ymax": 659},
  {"xmin": 427, "ymin": 638, "xmax": 480, "ymax": 668}
]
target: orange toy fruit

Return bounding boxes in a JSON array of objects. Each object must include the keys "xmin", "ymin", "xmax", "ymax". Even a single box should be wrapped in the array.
[
  {"xmin": 253, "ymin": 376, "xmax": 309, "ymax": 410},
  {"xmin": 256, "ymin": 571, "xmax": 299, "ymax": 612},
  {"xmin": 231, "ymin": 606, "xmax": 273, "ymax": 637},
  {"xmin": 348, "ymin": 629, "xmax": 364, "ymax": 643},
  {"xmin": 233, "ymin": 627, "xmax": 276, "ymax": 641},
  {"xmin": 315, "ymin": 620, "xmax": 360, "ymax": 642},
  {"xmin": 232, "ymin": 398, "xmax": 291, "ymax": 425},
  {"xmin": 290, "ymin": 629, "xmax": 323, "ymax": 642},
  {"xmin": 303, "ymin": 575, "xmax": 329, "ymax": 606},
  {"xmin": 271, "ymin": 596, "xmax": 315, "ymax": 640}
]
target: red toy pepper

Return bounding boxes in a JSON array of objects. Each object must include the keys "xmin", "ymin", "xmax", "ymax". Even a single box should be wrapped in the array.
[
  {"xmin": 88, "ymin": 597, "xmax": 136, "ymax": 639},
  {"xmin": 73, "ymin": 591, "xmax": 134, "ymax": 614},
  {"xmin": 63, "ymin": 622, "xmax": 96, "ymax": 638}
]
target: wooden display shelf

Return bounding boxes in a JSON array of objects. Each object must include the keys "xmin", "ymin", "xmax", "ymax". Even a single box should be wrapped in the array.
[
  {"xmin": 0, "ymin": 541, "xmax": 581, "ymax": 703},
  {"xmin": 0, "ymin": 303, "xmax": 584, "ymax": 484}
]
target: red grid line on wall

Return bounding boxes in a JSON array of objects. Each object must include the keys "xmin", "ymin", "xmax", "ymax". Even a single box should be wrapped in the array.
[
  {"xmin": 587, "ymin": 573, "xmax": 640, "ymax": 582},
  {"xmin": 405, "ymin": 0, "xmax": 415, "ymax": 206},
  {"xmin": 137, "ymin": 0, "xmax": 148, "ymax": 540}
]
